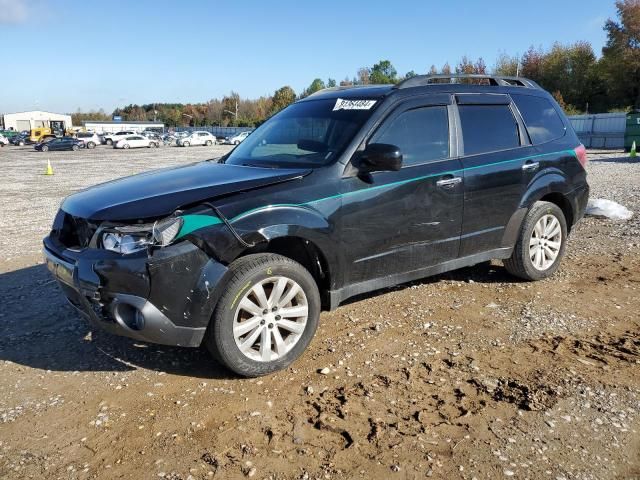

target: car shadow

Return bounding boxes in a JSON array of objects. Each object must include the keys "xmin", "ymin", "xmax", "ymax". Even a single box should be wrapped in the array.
[
  {"xmin": 0, "ymin": 263, "xmax": 235, "ymax": 379},
  {"xmin": 589, "ymin": 156, "xmax": 638, "ymax": 164}
]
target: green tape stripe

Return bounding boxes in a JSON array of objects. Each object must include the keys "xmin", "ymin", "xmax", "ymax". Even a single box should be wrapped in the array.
[{"xmin": 176, "ymin": 149, "xmax": 575, "ymax": 239}]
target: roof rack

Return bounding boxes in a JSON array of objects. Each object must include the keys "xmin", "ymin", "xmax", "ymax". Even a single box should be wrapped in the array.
[{"xmin": 395, "ymin": 74, "xmax": 540, "ymax": 90}]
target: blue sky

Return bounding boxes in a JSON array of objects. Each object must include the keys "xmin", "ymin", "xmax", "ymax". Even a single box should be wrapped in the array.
[{"xmin": 0, "ymin": 0, "xmax": 617, "ymax": 113}]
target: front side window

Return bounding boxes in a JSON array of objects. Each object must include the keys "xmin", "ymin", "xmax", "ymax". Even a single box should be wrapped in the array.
[
  {"xmin": 225, "ymin": 98, "xmax": 378, "ymax": 168},
  {"xmin": 511, "ymin": 94, "xmax": 566, "ymax": 144},
  {"xmin": 372, "ymin": 106, "xmax": 449, "ymax": 167},
  {"xmin": 459, "ymin": 104, "xmax": 521, "ymax": 156}
]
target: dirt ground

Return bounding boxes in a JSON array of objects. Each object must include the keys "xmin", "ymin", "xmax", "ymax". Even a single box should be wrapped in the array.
[{"xmin": 0, "ymin": 146, "xmax": 638, "ymax": 480}]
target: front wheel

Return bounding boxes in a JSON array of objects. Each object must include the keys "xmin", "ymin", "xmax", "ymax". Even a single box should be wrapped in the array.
[
  {"xmin": 504, "ymin": 201, "xmax": 567, "ymax": 281},
  {"xmin": 87, "ymin": 142, "xmax": 95, "ymax": 149},
  {"xmin": 123, "ymin": 144, "xmax": 130, "ymax": 149},
  {"xmin": 205, "ymin": 253, "xmax": 320, "ymax": 377},
  {"xmin": 183, "ymin": 141, "xmax": 190, "ymax": 147},
  {"xmin": 41, "ymin": 145, "xmax": 49, "ymax": 152}
]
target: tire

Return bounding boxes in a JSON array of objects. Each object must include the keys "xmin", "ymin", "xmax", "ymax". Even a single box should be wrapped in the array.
[
  {"xmin": 504, "ymin": 201, "xmax": 568, "ymax": 281},
  {"xmin": 19, "ymin": 141, "xmax": 25, "ymax": 147},
  {"xmin": 235, "ymin": 140, "xmax": 240, "ymax": 145},
  {"xmin": 183, "ymin": 141, "xmax": 190, "ymax": 147},
  {"xmin": 72, "ymin": 145, "xmax": 79, "ymax": 151},
  {"xmin": 205, "ymin": 140, "xmax": 212, "ymax": 146},
  {"xmin": 41, "ymin": 145, "xmax": 49, "ymax": 152},
  {"xmin": 123, "ymin": 144, "xmax": 130, "ymax": 149},
  {"xmin": 106, "ymin": 139, "xmax": 113, "ymax": 145},
  {"xmin": 87, "ymin": 142, "xmax": 95, "ymax": 149},
  {"xmin": 205, "ymin": 253, "xmax": 320, "ymax": 377}
]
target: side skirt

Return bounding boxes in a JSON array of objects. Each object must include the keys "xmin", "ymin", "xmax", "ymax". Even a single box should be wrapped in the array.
[{"xmin": 327, "ymin": 247, "xmax": 513, "ymax": 310}]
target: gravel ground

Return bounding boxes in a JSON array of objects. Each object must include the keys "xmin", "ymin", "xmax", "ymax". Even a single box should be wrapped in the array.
[{"xmin": 0, "ymin": 148, "xmax": 638, "ymax": 480}]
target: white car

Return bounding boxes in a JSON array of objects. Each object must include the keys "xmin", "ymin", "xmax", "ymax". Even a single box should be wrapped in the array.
[
  {"xmin": 225, "ymin": 130, "xmax": 251, "ymax": 145},
  {"xmin": 0, "ymin": 134, "xmax": 8, "ymax": 147},
  {"xmin": 103, "ymin": 131, "xmax": 136, "ymax": 145},
  {"xmin": 176, "ymin": 131, "xmax": 216, "ymax": 147},
  {"xmin": 76, "ymin": 132, "xmax": 101, "ymax": 149},
  {"xmin": 114, "ymin": 135, "xmax": 159, "ymax": 149}
]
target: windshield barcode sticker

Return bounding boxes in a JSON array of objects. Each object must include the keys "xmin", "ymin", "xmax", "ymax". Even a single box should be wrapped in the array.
[{"xmin": 333, "ymin": 98, "xmax": 377, "ymax": 111}]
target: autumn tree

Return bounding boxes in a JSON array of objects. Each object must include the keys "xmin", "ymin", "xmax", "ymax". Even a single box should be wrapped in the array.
[{"xmin": 271, "ymin": 86, "xmax": 296, "ymax": 115}]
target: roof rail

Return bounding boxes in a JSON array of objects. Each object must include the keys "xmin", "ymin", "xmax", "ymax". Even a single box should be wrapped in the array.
[{"xmin": 395, "ymin": 74, "xmax": 540, "ymax": 90}]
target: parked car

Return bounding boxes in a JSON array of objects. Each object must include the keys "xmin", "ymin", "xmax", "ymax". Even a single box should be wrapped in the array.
[
  {"xmin": 76, "ymin": 132, "xmax": 101, "ymax": 149},
  {"xmin": 0, "ymin": 129, "xmax": 20, "ymax": 139},
  {"xmin": 0, "ymin": 134, "xmax": 8, "ymax": 147},
  {"xmin": 114, "ymin": 135, "xmax": 159, "ymax": 149},
  {"xmin": 224, "ymin": 131, "xmax": 251, "ymax": 145},
  {"xmin": 103, "ymin": 131, "xmax": 136, "ymax": 145},
  {"xmin": 43, "ymin": 74, "xmax": 589, "ymax": 377},
  {"xmin": 35, "ymin": 137, "xmax": 84, "ymax": 152},
  {"xmin": 176, "ymin": 131, "xmax": 216, "ymax": 147},
  {"xmin": 10, "ymin": 133, "xmax": 30, "ymax": 146}
]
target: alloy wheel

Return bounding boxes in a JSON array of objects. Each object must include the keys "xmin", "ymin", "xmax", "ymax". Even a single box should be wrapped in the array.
[
  {"xmin": 529, "ymin": 214, "xmax": 562, "ymax": 271},
  {"xmin": 233, "ymin": 276, "xmax": 309, "ymax": 362}
]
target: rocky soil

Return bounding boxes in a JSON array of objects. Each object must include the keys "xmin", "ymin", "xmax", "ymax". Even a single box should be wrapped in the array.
[{"xmin": 0, "ymin": 149, "xmax": 638, "ymax": 479}]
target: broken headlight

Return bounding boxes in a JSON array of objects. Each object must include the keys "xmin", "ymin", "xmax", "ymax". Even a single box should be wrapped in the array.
[{"xmin": 100, "ymin": 217, "xmax": 184, "ymax": 254}]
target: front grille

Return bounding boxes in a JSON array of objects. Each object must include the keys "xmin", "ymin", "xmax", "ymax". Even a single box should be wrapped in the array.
[{"xmin": 57, "ymin": 213, "xmax": 98, "ymax": 249}]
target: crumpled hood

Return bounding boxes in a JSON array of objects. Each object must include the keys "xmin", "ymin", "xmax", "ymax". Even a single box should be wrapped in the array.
[{"xmin": 62, "ymin": 162, "xmax": 310, "ymax": 221}]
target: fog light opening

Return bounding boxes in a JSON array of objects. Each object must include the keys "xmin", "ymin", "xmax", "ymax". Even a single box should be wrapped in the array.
[{"xmin": 113, "ymin": 302, "xmax": 146, "ymax": 331}]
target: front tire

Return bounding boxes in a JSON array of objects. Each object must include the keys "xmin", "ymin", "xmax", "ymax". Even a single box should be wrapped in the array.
[
  {"xmin": 123, "ymin": 144, "xmax": 130, "ymax": 149},
  {"xmin": 87, "ymin": 142, "xmax": 95, "ymax": 149},
  {"xmin": 504, "ymin": 201, "xmax": 567, "ymax": 281},
  {"xmin": 205, "ymin": 253, "xmax": 320, "ymax": 377},
  {"xmin": 41, "ymin": 145, "xmax": 49, "ymax": 152}
]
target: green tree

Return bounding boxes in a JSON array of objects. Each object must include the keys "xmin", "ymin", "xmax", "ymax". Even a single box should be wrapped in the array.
[
  {"xmin": 369, "ymin": 60, "xmax": 397, "ymax": 84},
  {"xmin": 301, "ymin": 78, "xmax": 326, "ymax": 98},
  {"xmin": 327, "ymin": 78, "xmax": 337, "ymax": 88},
  {"xmin": 271, "ymin": 86, "xmax": 296, "ymax": 115},
  {"xmin": 600, "ymin": 0, "xmax": 640, "ymax": 109}
]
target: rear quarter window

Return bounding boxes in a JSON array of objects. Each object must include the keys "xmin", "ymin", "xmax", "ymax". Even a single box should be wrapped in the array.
[{"xmin": 512, "ymin": 94, "xmax": 566, "ymax": 144}]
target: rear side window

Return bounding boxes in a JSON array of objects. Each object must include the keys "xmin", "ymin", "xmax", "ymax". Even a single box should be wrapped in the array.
[
  {"xmin": 512, "ymin": 94, "xmax": 566, "ymax": 144},
  {"xmin": 373, "ymin": 106, "xmax": 449, "ymax": 166},
  {"xmin": 459, "ymin": 105, "xmax": 520, "ymax": 155}
]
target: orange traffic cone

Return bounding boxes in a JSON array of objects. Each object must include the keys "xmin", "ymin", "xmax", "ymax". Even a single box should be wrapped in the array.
[{"xmin": 45, "ymin": 159, "xmax": 53, "ymax": 175}]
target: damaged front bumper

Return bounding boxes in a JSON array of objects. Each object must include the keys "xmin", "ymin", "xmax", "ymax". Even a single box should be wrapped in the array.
[{"xmin": 43, "ymin": 237, "xmax": 228, "ymax": 347}]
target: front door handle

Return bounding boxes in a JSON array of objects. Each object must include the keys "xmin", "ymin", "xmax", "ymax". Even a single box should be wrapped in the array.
[
  {"xmin": 436, "ymin": 176, "xmax": 462, "ymax": 188},
  {"xmin": 522, "ymin": 161, "xmax": 540, "ymax": 172}
]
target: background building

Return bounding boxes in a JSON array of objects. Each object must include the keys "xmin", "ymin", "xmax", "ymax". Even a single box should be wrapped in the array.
[
  {"xmin": 2, "ymin": 111, "xmax": 73, "ymax": 132},
  {"xmin": 82, "ymin": 120, "xmax": 164, "ymax": 133}
]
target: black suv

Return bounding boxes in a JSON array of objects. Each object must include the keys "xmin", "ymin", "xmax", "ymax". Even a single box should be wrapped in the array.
[{"xmin": 44, "ymin": 75, "xmax": 589, "ymax": 377}]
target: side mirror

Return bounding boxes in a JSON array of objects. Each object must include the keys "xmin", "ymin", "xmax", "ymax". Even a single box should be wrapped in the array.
[{"xmin": 358, "ymin": 143, "xmax": 403, "ymax": 172}]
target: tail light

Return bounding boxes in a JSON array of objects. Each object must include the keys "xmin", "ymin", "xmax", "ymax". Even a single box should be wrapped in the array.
[{"xmin": 574, "ymin": 144, "xmax": 588, "ymax": 168}]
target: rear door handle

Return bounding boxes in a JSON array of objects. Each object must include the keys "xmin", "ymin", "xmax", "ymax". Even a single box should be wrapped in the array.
[
  {"xmin": 522, "ymin": 161, "xmax": 539, "ymax": 172},
  {"xmin": 436, "ymin": 176, "xmax": 462, "ymax": 188}
]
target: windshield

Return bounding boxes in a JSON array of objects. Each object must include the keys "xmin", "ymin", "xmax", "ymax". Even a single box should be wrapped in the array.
[{"xmin": 225, "ymin": 98, "xmax": 378, "ymax": 168}]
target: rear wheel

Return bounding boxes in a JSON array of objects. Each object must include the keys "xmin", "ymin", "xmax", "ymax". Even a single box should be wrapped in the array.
[
  {"xmin": 205, "ymin": 140, "xmax": 212, "ymax": 146},
  {"xmin": 504, "ymin": 201, "xmax": 567, "ymax": 281},
  {"xmin": 87, "ymin": 142, "xmax": 95, "ymax": 149},
  {"xmin": 72, "ymin": 145, "xmax": 79, "ymax": 151},
  {"xmin": 106, "ymin": 139, "xmax": 113, "ymax": 145},
  {"xmin": 205, "ymin": 253, "xmax": 320, "ymax": 377}
]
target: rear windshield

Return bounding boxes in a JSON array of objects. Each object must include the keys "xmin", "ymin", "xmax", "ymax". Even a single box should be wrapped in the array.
[
  {"xmin": 225, "ymin": 98, "xmax": 378, "ymax": 168},
  {"xmin": 512, "ymin": 94, "xmax": 566, "ymax": 144}
]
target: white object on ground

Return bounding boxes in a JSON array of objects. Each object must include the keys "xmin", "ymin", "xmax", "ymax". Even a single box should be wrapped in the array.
[{"xmin": 585, "ymin": 198, "xmax": 633, "ymax": 220}]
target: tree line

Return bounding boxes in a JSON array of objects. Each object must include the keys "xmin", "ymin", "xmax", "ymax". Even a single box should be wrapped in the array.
[{"xmin": 72, "ymin": 0, "xmax": 639, "ymax": 127}]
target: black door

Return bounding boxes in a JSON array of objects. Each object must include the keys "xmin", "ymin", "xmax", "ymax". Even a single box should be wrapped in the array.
[
  {"xmin": 340, "ymin": 94, "xmax": 464, "ymax": 285},
  {"xmin": 455, "ymin": 94, "xmax": 535, "ymax": 257}
]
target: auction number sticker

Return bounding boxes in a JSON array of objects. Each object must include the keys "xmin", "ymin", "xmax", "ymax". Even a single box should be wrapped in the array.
[{"xmin": 333, "ymin": 98, "xmax": 377, "ymax": 111}]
